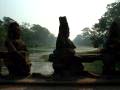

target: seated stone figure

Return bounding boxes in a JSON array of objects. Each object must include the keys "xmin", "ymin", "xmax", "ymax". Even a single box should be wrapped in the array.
[
  {"xmin": 102, "ymin": 18, "xmax": 120, "ymax": 76},
  {"xmin": 49, "ymin": 16, "xmax": 97, "ymax": 77},
  {"xmin": 4, "ymin": 22, "xmax": 31, "ymax": 78}
]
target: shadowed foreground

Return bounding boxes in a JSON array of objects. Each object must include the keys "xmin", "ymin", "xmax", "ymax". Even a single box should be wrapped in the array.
[{"xmin": 0, "ymin": 74, "xmax": 120, "ymax": 90}]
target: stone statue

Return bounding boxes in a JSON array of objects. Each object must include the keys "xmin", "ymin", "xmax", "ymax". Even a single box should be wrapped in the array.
[
  {"xmin": 102, "ymin": 18, "xmax": 120, "ymax": 76},
  {"xmin": 49, "ymin": 16, "xmax": 97, "ymax": 78},
  {"xmin": 4, "ymin": 22, "xmax": 31, "ymax": 78}
]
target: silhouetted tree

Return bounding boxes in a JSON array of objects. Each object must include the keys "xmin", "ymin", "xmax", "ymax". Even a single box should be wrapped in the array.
[
  {"xmin": 92, "ymin": 1, "xmax": 120, "ymax": 47},
  {"xmin": 0, "ymin": 17, "xmax": 56, "ymax": 48},
  {"xmin": 73, "ymin": 27, "xmax": 92, "ymax": 47}
]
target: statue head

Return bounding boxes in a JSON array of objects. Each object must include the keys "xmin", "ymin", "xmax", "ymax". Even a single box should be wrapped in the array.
[
  {"xmin": 8, "ymin": 22, "xmax": 21, "ymax": 39},
  {"xmin": 58, "ymin": 16, "xmax": 69, "ymax": 38}
]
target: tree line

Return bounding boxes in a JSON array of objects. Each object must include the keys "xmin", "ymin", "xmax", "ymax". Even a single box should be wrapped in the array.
[
  {"xmin": 0, "ymin": 17, "xmax": 56, "ymax": 48},
  {"xmin": 1, "ymin": 1, "xmax": 119, "ymax": 48},
  {"xmin": 74, "ymin": 1, "xmax": 120, "ymax": 48}
]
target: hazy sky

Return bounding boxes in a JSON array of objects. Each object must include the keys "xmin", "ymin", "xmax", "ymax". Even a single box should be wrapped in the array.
[{"xmin": 0, "ymin": 0, "xmax": 116, "ymax": 40}]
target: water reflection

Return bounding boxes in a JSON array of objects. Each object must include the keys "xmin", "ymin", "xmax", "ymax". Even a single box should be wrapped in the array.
[
  {"xmin": 1, "ymin": 47, "xmax": 99, "ymax": 76},
  {"xmin": 29, "ymin": 47, "xmax": 98, "ymax": 76},
  {"xmin": 31, "ymin": 62, "xmax": 54, "ymax": 76},
  {"xmin": 29, "ymin": 51, "xmax": 54, "ymax": 76}
]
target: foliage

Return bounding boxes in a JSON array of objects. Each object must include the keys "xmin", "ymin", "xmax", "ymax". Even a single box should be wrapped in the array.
[
  {"xmin": 92, "ymin": 1, "xmax": 120, "ymax": 47},
  {"xmin": 74, "ymin": 1, "xmax": 120, "ymax": 48},
  {"xmin": 21, "ymin": 24, "xmax": 56, "ymax": 47},
  {"xmin": 0, "ymin": 16, "xmax": 56, "ymax": 48},
  {"xmin": 0, "ymin": 17, "xmax": 14, "ymax": 47},
  {"xmin": 73, "ymin": 27, "xmax": 92, "ymax": 47},
  {"xmin": 73, "ymin": 27, "xmax": 106, "ymax": 48}
]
